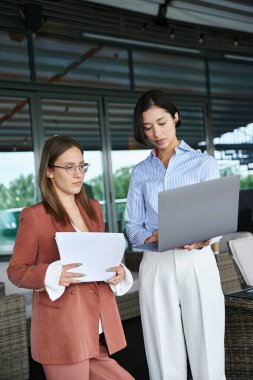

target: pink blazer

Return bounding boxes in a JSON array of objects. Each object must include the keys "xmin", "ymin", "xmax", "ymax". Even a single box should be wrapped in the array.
[{"xmin": 7, "ymin": 200, "xmax": 126, "ymax": 365}]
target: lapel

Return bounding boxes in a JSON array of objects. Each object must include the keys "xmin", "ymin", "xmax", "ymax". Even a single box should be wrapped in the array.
[
  {"xmin": 77, "ymin": 201, "xmax": 96, "ymax": 232},
  {"xmin": 51, "ymin": 200, "xmax": 97, "ymax": 232},
  {"xmin": 52, "ymin": 217, "xmax": 75, "ymax": 233}
]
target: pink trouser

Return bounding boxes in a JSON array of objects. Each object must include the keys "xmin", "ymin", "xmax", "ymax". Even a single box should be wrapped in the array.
[{"xmin": 42, "ymin": 345, "xmax": 134, "ymax": 380}]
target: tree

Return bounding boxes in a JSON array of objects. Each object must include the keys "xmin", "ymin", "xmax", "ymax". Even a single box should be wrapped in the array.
[
  {"xmin": 0, "ymin": 183, "xmax": 10, "ymax": 209},
  {"xmin": 87, "ymin": 175, "xmax": 104, "ymax": 201},
  {"xmin": 220, "ymin": 167, "xmax": 234, "ymax": 177},
  {"xmin": 220, "ymin": 170, "xmax": 253, "ymax": 190},
  {"xmin": 114, "ymin": 166, "xmax": 133, "ymax": 199},
  {"xmin": 0, "ymin": 174, "xmax": 35, "ymax": 209},
  {"xmin": 87, "ymin": 165, "xmax": 133, "ymax": 232},
  {"xmin": 240, "ymin": 175, "xmax": 253, "ymax": 189},
  {"xmin": 87, "ymin": 165, "xmax": 133, "ymax": 201}
]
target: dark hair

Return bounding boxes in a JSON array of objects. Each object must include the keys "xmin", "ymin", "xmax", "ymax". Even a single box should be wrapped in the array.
[
  {"xmin": 39, "ymin": 135, "xmax": 96, "ymax": 224},
  {"xmin": 133, "ymin": 89, "xmax": 181, "ymax": 146}
]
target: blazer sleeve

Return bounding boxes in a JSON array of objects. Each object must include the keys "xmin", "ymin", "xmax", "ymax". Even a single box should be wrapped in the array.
[{"xmin": 7, "ymin": 207, "xmax": 49, "ymax": 290}]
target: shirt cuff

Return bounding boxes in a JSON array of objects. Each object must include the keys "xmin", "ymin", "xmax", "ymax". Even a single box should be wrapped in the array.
[
  {"xmin": 44, "ymin": 260, "xmax": 65, "ymax": 301},
  {"xmin": 109, "ymin": 263, "xmax": 133, "ymax": 296},
  {"xmin": 210, "ymin": 236, "xmax": 222, "ymax": 245},
  {"xmin": 135, "ymin": 230, "xmax": 154, "ymax": 246}
]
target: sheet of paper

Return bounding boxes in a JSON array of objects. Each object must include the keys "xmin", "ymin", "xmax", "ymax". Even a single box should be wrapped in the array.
[{"xmin": 55, "ymin": 232, "xmax": 125, "ymax": 282}]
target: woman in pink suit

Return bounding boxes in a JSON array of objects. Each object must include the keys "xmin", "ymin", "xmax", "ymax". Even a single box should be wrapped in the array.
[{"xmin": 8, "ymin": 135, "xmax": 134, "ymax": 380}]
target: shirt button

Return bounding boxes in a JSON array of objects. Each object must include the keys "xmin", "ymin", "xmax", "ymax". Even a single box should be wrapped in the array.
[{"xmin": 71, "ymin": 290, "xmax": 77, "ymax": 296}]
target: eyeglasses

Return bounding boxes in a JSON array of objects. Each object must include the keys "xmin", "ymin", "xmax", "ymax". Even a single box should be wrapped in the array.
[{"xmin": 51, "ymin": 163, "xmax": 90, "ymax": 175}]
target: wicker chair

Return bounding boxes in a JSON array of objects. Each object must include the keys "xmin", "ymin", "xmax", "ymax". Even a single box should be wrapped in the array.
[
  {"xmin": 225, "ymin": 295, "xmax": 253, "ymax": 379},
  {"xmin": 217, "ymin": 232, "xmax": 253, "ymax": 379},
  {"xmin": 227, "ymin": 236, "xmax": 253, "ymax": 288},
  {"xmin": 215, "ymin": 232, "xmax": 253, "ymax": 294},
  {"xmin": 0, "ymin": 282, "xmax": 29, "ymax": 380}
]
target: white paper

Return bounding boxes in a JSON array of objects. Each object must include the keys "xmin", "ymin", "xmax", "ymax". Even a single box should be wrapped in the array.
[{"xmin": 55, "ymin": 232, "xmax": 125, "ymax": 282}]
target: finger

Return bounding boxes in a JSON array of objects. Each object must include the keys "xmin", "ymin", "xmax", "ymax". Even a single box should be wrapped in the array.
[
  {"xmin": 108, "ymin": 273, "xmax": 121, "ymax": 281},
  {"xmin": 115, "ymin": 269, "xmax": 125, "ymax": 277},
  {"xmin": 65, "ymin": 272, "xmax": 86, "ymax": 278},
  {"xmin": 68, "ymin": 279, "xmax": 83, "ymax": 284},
  {"xmin": 60, "ymin": 279, "xmax": 82, "ymax": 287},
  {"xmin": 108, "ymin": 266, "xmax": 124, "ymax": 275},
  {"xmin": 63, "ymin": 263, "xmax": 83, "ymax": 270},
  {"xmin": 184, "ymin": 245, "xmax": 194, "ymax": 251},
  {"xmin": 144, "ymin": 235, "xmax": 158, "ymax": 244},
  {"xmin": 107, "ymin": 266, "xmax": 120, "ymax": 272},
  {"xmin": 108, "ymin": 271, "xmax": 124, "ymax": 281},
  {"xmin": 60, "ymin": 281, "xmax": 70, "ymax": 287},
  {"xmin": 146, "ymin": 238, "xmax": 158, "ymax": 245},
  {"xmin": 109, "ymin": 278, "xmax": 121, "ymax": 285},
  {"xmin": 111, "ymin": 274, "xmax": 123, "ymax": 281}
]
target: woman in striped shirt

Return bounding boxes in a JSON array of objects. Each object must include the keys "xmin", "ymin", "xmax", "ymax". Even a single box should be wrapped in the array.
[{"xmin": 125, "ymin": 89, "xmax": 226, "ymax": 380}]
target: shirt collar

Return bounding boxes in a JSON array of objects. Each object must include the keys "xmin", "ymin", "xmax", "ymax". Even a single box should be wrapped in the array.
[
  {"xmin": 175, "ymin": 140, "xmax": 193, "ymax": 153},
  {"xmin": 150, "ymin": 140, "xmax": 193, "ymax": 158}
]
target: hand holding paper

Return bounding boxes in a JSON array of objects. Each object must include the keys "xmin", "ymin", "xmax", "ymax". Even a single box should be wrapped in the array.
[
  {"xmin": 59, "ymin": 263, "xmax": 86, "ymax": 287},
  {"xmin": 55, "ymin": 232, "xmax": 125, "ymax": 282}
]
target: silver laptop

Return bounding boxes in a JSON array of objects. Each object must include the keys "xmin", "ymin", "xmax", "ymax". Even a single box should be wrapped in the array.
[{"xmin": 135, "ymin": 175, "xmax": 240, "ymax": 252}]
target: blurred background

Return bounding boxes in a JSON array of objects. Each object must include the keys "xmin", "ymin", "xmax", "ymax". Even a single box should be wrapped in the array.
[{"xmin": 0, "ymin": 0, "xmax": 253, "ymax": 256}]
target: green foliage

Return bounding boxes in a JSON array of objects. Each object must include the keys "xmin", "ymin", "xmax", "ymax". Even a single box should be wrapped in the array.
[
  {"xmin": 240, "ymin": 175, "xmax": 253, "ymax": 189},
  {"xmin": 114, "ymin": 166, "xmax": 133, "ymax": 199},
  {"xmin": 87, "ymin": 165, "xmax": 133, "ymax": 201},
  {"xmin": 221, "ymin": 169, "xmax": 253, "ymax": 190},
  {"xmin": 0, "ymin": 174, "xmax": 35, "ymax": 209},
  {"xmin": 87, "ymin": 174, "xmax": 104, "ymax": 201},
  {"xmin": 0, "ymin": 183, "xmax": 9, "ymax": 208},
  {"xmin": 220, "ymin": 167, "xmax": 234, "ymax": 177},
  {"xmin": 87, "ymin": 165, "xmax": 133, "ymax": 232}
]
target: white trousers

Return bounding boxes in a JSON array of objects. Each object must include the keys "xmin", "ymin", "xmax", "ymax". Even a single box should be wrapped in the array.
[{"xmin": 139, "ymin": 247, "xmax": 226, "ymax": 380}]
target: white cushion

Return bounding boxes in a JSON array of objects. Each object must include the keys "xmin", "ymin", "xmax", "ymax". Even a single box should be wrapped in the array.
[
  {"xmin": 219, "ymin": 231, "xmax": 253, "ymax": 253},
  {"xmin": 228, "ymin": 237, "xmax": 253, "ymax": 286}
]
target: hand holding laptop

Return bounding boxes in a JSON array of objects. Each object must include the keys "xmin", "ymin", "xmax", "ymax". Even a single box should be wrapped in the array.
[
  {"xmin": 145, "ymin": 230, "xmax": 158, "ymax": 245},
  {"xmin": 136, "ymin": 175, "xmax": 240, "ymax": 252},
  {"xmin": 145, "ymin": 229, "xmax": 211, "ymax": 251},
  {"xmin": 183, "ymin": 239, "xmax": 211, "ymax": 251}
]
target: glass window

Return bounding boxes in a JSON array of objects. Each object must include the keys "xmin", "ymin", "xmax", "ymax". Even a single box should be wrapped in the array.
[
  {"xmin": 176, "ymin": 103, "xmax": 206, "ymax": 151},
  {"xmin": 0, "ymin": 30, "xmax": 30, "ymax": 81},
  {"xmin": 212, "ymin": 98, "xmax": 253, "ymax": 233},
  {"xmin": 0, "ymin": 96, "xmax": 36, "ymax": 257},
  {"xmin": 34, "ymin": 37, "xmax": 130, "ymax": 88},
  {"xmin": 212, "ymin": 99, "xmax": 253, "ymax": 185},
  {"xmin": 108, "ymin": 101, "xmax": 149, "ymax": 234},
  {"xmin": 41, "ymin": 98, "xmax": 107, "ymax": 226},
  {"xmin": 209, "ymin": 59, "xmax": 253, "ymax": 96},
  {"xmin": 133, "ymin": 50, "xmax": 207, "ymax": 94}
]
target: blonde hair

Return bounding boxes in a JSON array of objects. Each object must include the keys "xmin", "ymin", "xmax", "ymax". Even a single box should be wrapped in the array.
[{"xmin": 39, "ymin": 135, "xmax": 96, "ymax": 224}]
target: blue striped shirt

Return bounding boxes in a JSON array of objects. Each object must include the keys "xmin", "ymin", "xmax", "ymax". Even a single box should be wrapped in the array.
[{"xmin": 125, "ymin": 140, "xmax": 220, "ymax": 246}]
